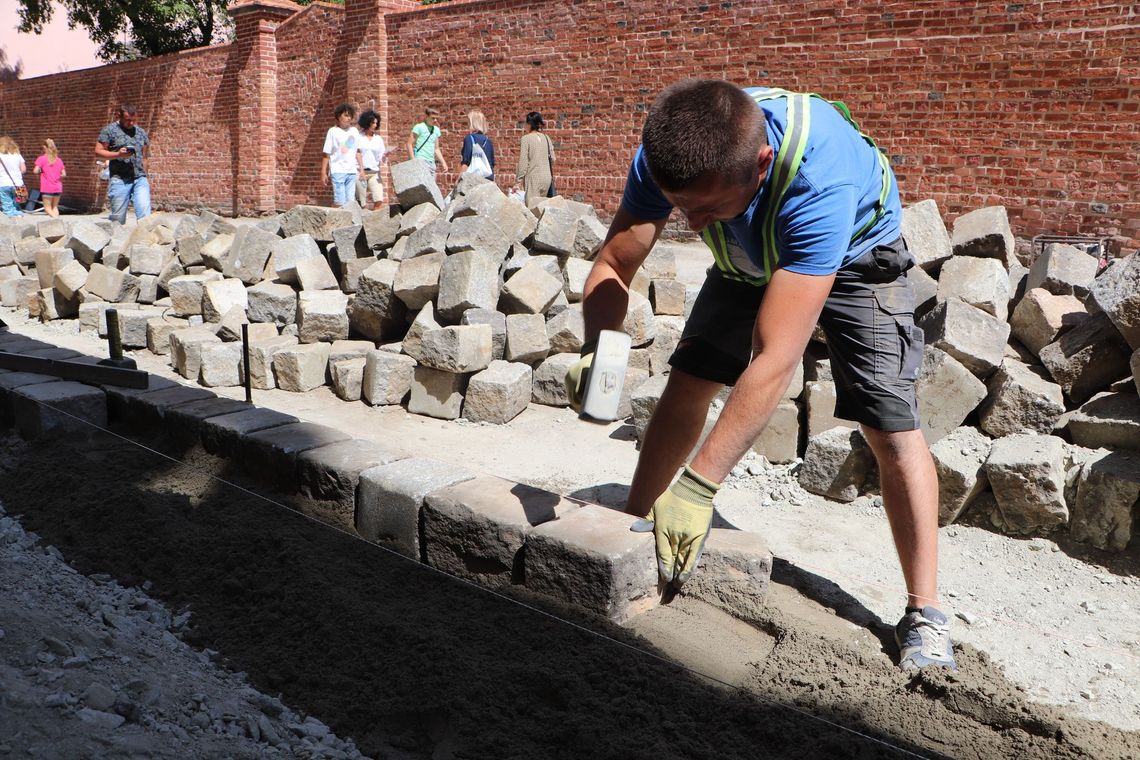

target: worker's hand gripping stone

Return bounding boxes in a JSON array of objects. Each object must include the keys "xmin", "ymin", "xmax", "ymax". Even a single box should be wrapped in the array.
[
  {"xmin": 564, "ymin": 330, "xmax": 631, "ymax": 422},
  {"xmin": 630, "ymin": 465, "xmax": 719, "ymax": 587}
]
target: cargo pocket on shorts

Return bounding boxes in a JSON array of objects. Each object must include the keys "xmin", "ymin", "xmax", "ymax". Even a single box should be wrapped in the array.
[{"xmin": 873, "ymin": 284, "xmax": 922, "ymax": 382}]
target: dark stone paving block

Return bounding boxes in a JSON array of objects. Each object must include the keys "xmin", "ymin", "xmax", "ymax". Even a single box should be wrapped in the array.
[
  {"xmin": 296, "ymin": 438, "xmax": 404, "ymax": 516},
  {"xmin": 12, "ymin": 381, "xmax": 107, "ymax": 440},
  {"xmin": 163, "ymin": 397, "xmax": 254, "ymax": 442},
  {"xmin": 0, "ymin": 372, "xmax": 63, "ymax": 426},
  {"xmin": 241, "ymin": 422, "xmax": 351, "ymax": 493},
  {"xmin": 201, "ymin": 407, "xmax": 298, "ymax": 459}
]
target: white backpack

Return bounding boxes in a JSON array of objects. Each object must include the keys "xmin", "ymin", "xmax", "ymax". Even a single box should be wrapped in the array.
[{"xmin": 465, "ymin": 136, "xmax": 493, "ymax": 179}]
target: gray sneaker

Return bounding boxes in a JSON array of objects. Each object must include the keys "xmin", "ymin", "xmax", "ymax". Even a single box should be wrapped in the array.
[{"xmin": 895, "ymin": 606, "xmax": 957, "ymax": 671}]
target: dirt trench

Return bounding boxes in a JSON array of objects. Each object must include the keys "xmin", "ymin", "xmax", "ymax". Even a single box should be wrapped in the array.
[{"xmin": 1, "ymin": 427, "xmax": 1137, "ymax": 760}]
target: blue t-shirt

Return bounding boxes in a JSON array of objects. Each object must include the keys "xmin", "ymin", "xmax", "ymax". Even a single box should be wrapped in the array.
[{"xmin": 621, "ymin": 91, "xmax": 902, "ymax": 276}]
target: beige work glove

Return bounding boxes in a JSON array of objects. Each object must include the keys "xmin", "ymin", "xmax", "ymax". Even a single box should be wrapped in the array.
[
  {"xmin": 631, "ymin": 465, "xmax": 719, "ymax": 586},
  {"xmin": 563, "ymin": 338, "xmax": 596, "ymax": 413}
]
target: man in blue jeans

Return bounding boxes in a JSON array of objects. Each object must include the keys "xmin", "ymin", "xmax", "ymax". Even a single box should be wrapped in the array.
[
  {"xmin": 95, "ymin": 105, "xmax": 151, "ymax": 224},
  {"xmin": 568, "ymin": 79, "xmax": 956, "ymax": 671}
]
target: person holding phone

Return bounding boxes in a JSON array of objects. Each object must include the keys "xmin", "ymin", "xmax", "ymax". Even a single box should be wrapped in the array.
[{"xmin": 95, "ymin": 104, "xmax": 151, "ymax": 224}]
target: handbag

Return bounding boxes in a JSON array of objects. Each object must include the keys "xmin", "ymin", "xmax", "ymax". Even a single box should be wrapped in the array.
[
  {"xmin": 1, "ymin": 159, "xmax": 27, "ymax": 204},
  {"xmin": 465, "ymin": 135, "xmax": 493, "ymax": 179},
  {"xmin": 545, "ymin": 135, "xmax": 556, "ymax": 197}
]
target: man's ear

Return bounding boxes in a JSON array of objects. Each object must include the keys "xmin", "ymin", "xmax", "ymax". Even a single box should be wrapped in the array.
[{"xmin": 757, "ymin": 145, "xmax": 775, "ymax": 175}]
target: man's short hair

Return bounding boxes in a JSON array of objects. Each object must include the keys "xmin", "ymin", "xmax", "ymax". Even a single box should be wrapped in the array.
[
  {"xmin": 425, "ymin": 107, "xmax": 440, "ymax": 117},
  {"xmin": 334, "ymin": 103, "xmax": 356, "ymax": 120},
  {"xmin": 118, "ymin": 104, "xmax": 137, "ymax": 117},
  {"xmin": 641, "ymin": 79, "xmax": 767, "ymax": 192}
]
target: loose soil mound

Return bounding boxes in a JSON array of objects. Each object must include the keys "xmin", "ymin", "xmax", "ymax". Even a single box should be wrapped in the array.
[{"xmin": 1, "ymin": 429, "xmax": 1136, "ymax": 759}]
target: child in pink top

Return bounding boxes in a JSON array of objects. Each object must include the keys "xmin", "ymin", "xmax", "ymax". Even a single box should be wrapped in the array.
[{"xmin": 34, "ymin": 139, "xmax": 66, "ymax": 217}]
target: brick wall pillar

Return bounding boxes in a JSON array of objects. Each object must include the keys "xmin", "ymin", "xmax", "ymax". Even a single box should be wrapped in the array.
[{"xmin": 230, "ymin": 0, "xmax": 299, "ymax": 215}]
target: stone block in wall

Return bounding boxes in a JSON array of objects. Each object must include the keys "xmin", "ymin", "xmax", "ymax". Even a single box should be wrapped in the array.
[
  {"xmin": 750, "ymin": 399, "xmax": 800, "ymax": 464},
  {"xmin": 950, "ymin": 205, "xmax": 1016, "ymax": 268},
  {"xmin": 391, "ymin": 160, "xmax": 445, "ymax": 210},
  {"xmin": 1038, "ymin": 311, "xmax": 1132, "ymax": 404},
  {"xmin": 546, "ymin": 307, "xmax": 585, "ymax": 354},
  {"xmin": 198, "ymin": 277, "xmax": 247, "ymax": 324},
  {"xmin": 35, "ymin": 248, "xmax": 75, "ymax": 289},
  {"xmin": 437, "ymin": 251, "xmax": 500, "ymax": 322},
  {"xmin": 460, "ymin": 308, "xmax": 506, "ymax": 360},
  {"xmin": 296, "ymin": 438, "xmax": 404, "ymax": 517},
  {"xmin": 919, "ymin": 299, "xmax": 1009, "ymax": 379},
  {"xmin": 85, "ymin": 263, "xmax": 140, "ymax": 303},
  {"xmin": 977, "ymin": 359, "xmax": 1065, "ymax": 438},
  {"xmin": 247, "ymin": 334, "xmax": 298, "ymax": 390},
  {"xmin": 146, "ymin": 316, "xmax": 188, "ymax": 356},
  {"xmin": 419, "ymin": 324, "xmax": 493, "ymax": 373},
  {"xmin": 499, "ymin": 260, "xmax": 562, "ymax": 315},
  {"xmin": 936, "ymin": 255, "xmax": 1011, "ymax": 321},
  {"xmin": 167, "ymin": 272, "xmax": 223, "ymax": 317},
  {"xmin": 984, "ymin": 433, "xmax": 1068, "ymax": 535},
  {"xmin": 361, "ymin": 205, "xmax": 402, "ymax": 250},
  {"xmin": 394, "ymin": 251, "xmax": 444, "ymax": 310},
  {"xmin": 200, "ymin": 407, "xmax": 298, "ymax": 459},
  {"xmin": 504, "ymin": 313, "xmax": 550, "ymax": 364},
  {"xmin": 445, "ymin": 214, "xmax": 512, "ymax": 262},
  {"xmin": 246, "ymin": 281, "xmax": 297, "ymax": 325},
  {"xmin": 280, "ymin": 205, "xmax": 354, "ymax": 242},
  {"xmin": 423, "ymin": 476, "xmax": 575, "ymax": 588},
  {"xmin": 397, "ymin": 202, "xmax": 441, "ymax": 238},
  {"xmin": 463, "ymin": 360, "xmax": 532, "ymax": 424},
  {"xmin": 355, "ymin": 458, "xmax": 475, "ymax": 559},
  {"xmin": 929, "ymin": 426, "xmax": 991, "ymax": 525},
  {"xmin": 409, "ymin": 365, "xmax": 467, "ymax": 420},
  {"xmin": 650, "ymin": 278, "xmax": 686, "ymax": 316},
  {"xmin": 798, "ymin": 426, "xmax": 876, "ymax": 502},
  {"xmin": 916, "ymin": 347, "xmax": 987, "ymax": 444},
  {"xmin": 679, "ymin": 528, "xmax": 773, "ymax": 619},
  {"xmin": 531, "ymin": 206, "xmax": 579, "ymax": 256},
  {"xmin": 63, "ymin": 221, "xmax": 110, "ymax": 267},
  {"xmin": 12, "ymin": 381, "xmax": 106, "ymax": 441},
  {"xmin": 531, "ymin": 353, "xmax": 578, "ymax": 407},
  {"xmin": 330, "ymin": 357, "xmax": 367, "ymax": 401},
  {"xmin": 1026, "ymin": 243, "xmax": 1099, "ymax": 298},
  {"xmin": 362, "ymin": 350, "xmax": 416, "ymax": 406},
  {"xmin": 297, "ymin": 290, "xmax": 350, "ymax": 343},
  {"xmin": 1066, "ymin": 392, "xmax": 1140, "ymax": 451},
  {"xmin": 1089, "ymin": 252, "xmax": 1140, "ymax": 349},
  {"xmin": 241, "ymin": 422, "xmax": 350, "ymax": 493},
  {"xmin": 525, "ymin": 503, "xmax": 658, "ymax": 623},
  {"xmin": 901, "ymin": 199, "xmax": 952, "ymax": 273},
  {"xmin": 169, "ymin": 327, "xmax": 222, "ymax": 380},
  {"xmin": 273, "ymin": 342, "xmax": 331, "ymax": 392},
  {"xmin": 199, "ymin": 342, "xmax": 244, "ymax": 387},
  {"xmin": 401, "ymin": 302, "xmax": 440, "ymax": 362},
  {"xmin": 1010, "ymin": 288, "xmax": 1087, "ymax": 356},
  {"xmin": 1070, "ymin": 449, "xmax": 1140, "ymax": 551},
  {"xmin": 350, "ymin": 259, "xmax": 406, "ymax": 341}
]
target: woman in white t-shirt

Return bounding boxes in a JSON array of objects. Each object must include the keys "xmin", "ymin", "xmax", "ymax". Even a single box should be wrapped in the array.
[
  {"xmin": 356, "ymin": 110, "xmax": 392, "ymax": 210},
  {"xmin": 0, "ymin": 135, "xmax": 27, "ymax": 218},
  {"xmin": 320, "ymin": 104, "xmax": 362, "ymax": 207}
]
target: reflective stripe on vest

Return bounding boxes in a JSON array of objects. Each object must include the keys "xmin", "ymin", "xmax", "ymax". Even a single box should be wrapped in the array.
[{"xmin": 702, "ymin": 88, "xmax": 892, "ymax": 287}]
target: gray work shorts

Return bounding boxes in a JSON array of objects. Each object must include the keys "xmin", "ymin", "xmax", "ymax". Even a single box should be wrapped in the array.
[{"xmin": 669, "ymin": 236, "xmax": 924, "ymax": 433}]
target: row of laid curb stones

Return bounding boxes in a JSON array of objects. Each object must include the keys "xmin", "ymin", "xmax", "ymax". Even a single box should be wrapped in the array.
[{"xmin": 0, "ymin": 328, "xmax": 773, "ymax": 625}]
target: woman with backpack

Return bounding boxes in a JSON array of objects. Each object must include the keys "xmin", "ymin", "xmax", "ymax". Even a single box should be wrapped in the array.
[
  {"xmin": 459, "ymin": 111, "xmax": 495, "ymax": 182},
  {"xmin": 514, "ymin": 111, "xmax": 554, "ymax": 209}
]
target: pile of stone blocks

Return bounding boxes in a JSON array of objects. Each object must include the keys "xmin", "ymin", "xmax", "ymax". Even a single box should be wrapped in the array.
[
  {"xmin": 789, "ymin": 201, "xmax": 1138, "ymax": 551},
  {"xmin": 0, "ymin": 164, "xmax": 683, "ymax": 428}
]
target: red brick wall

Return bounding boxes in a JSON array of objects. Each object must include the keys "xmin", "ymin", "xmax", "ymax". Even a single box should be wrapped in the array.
[
  {"xmin": 0, "ymin": 43, "xmax": 235, "ymax": 213},
  {"xmin": 384, "ymin": 0, "xmax": 1139, "ymax": 251},
  {"xmin": 1, "ymin": 0, "xmax": 1135, "ymax": 251}
]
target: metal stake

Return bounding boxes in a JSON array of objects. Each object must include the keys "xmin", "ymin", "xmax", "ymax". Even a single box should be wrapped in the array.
[{"xmin": 241, "ymin": 322, "xmax": 252, "ymax": 403}]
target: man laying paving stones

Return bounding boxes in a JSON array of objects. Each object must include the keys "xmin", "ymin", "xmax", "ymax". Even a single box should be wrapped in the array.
[{"xmin": 569, "ymin": 79, "xmax": 955, "ymax": 671}]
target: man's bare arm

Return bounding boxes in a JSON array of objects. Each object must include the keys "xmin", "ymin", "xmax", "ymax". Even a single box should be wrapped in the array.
[
  {"xmin": 689, "ymin": 268, "xmax": 835, "ymax": 482},
  {"xmin": 582, "ymin": 206, "xmax": 667, "ymax": 340}
]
